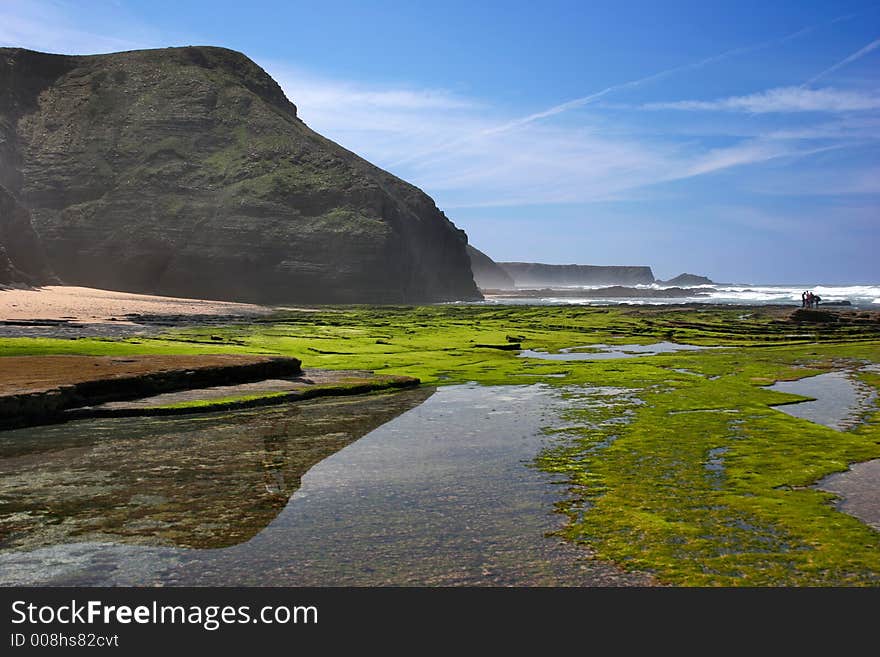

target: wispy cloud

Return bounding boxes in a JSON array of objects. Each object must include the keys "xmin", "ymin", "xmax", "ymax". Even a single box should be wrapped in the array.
[
  {"xmin": 387, "ymin": 14, "xmax": 852, "ymax": 167},
  {"xmin": 2, "ymin": 1, "xmax": 877, "ymax": 214},
  {"xmin": 643, "ymin": 86, "xmax": 880, "ymax": 113},
  {"xmin": 764, "ymin": 117, "xmax": 880, "ymax": 141},
  {"xmin": 679, "ymin": 141, "xmax": 845, "ymax": 179},
  {"xmin": 266, "ymin": 65, "xmax": 488, "ymax": 167},
  {"xmin": 806, "ymin": 36, "xmax": 880, "ymax": 85},
  {"xmin": 475, "ymin": 19, "xmax": 834, "ymax": 139},
  {"xmin": 266, "ymin": 64, "xmax": 860, "ymax": 209},
  {"xmin": 746, "ymin": 166, "xmax": 880, "ymax": 197}
]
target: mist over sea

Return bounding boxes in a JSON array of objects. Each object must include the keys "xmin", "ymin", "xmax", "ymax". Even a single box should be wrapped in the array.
[{"xmin": 483, "ymin": 284, "xmax": 880, "ymax": 308}]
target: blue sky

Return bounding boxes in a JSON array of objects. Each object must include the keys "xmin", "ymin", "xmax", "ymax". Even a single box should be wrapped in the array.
[{"xmin": 1, "ymin": 0, "xmax": 878, "ymax": 283}]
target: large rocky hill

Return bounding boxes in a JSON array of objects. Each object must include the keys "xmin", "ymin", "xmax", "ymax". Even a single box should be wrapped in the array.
[{"xmin": 0, "ymin": 46, "xmax": 481, "ymax": 303}]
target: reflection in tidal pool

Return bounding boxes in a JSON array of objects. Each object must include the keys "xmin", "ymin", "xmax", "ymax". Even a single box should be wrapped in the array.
[
  {"xmin": 519, "ymin": 342, "xmax": 712, "ymax": 361},
  {"xmin": 0, "ymin": 384, "xmax": 652, "ymax": 586},
  {"xmin": 0, "ymin": 388, "xmax": 435, "ymax": 552},
  {"xmin": 816, "ymin": 459, "xmax": 880, "ymax": 531},
  {"xmin": 766, "ymin": 371, "xmax": 876, "ymax": 431}
]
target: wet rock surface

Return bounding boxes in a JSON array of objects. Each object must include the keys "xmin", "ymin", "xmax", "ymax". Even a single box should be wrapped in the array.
[
  {"xmin": 81, "ymin": 368, "xmax": 419, "ymax": 416},
  {"xmin": 0, "ymin": 316, "xmax": 236, "ymax": 339},
  {"xmin": 0, "ymin": 354, "xmax": 303, "ymax": 428}
]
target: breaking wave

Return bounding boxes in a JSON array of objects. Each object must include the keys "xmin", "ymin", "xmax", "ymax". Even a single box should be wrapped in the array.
[{"xmin": 484, "ymin": 284, "xmax": 880, "ymax": 308}]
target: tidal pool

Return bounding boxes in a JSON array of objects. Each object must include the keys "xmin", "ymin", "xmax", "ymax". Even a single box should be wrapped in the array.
[
  {"xmin": 815, "ymin": 459, "xmax": 880, "ymax": 532},
  {"xmin": 764, "ymin": 370, "xmax": 880, "ymax": 534},
  {"xmin": 0, "ymin": 388, "xmax": 435, "ymax": 552},
  {"xmin": 519, "ymin": 341, "xmax": 711, "ymax": 361},
  {"xmin": 0, "ymin": 384, "xmax": 651, "ymax": 586},
  {"xmin": 766, "ymin": 371, "xmax": 876, "ymax": 431}
]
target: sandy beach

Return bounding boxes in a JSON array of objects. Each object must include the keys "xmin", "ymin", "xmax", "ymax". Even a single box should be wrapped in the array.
[{"xmin": 0, "ymin": 285, "xmax": 274, "ymax": 323}]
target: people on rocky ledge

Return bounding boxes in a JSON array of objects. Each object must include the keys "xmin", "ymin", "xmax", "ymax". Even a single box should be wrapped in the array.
[{"xmin": 802, "ymin": 290, "xmax": 821, "ymax": 308}]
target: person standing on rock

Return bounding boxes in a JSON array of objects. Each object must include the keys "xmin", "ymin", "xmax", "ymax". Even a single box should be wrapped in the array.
[{"xmin": 802, "ymin": 291, "xmax": 808, "ymax": 308}]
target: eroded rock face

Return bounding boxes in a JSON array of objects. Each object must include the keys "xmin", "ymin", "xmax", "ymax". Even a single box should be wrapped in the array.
[
  {"xmin": 466, "ymin": 245, "xmax": 515, "ymax": 289},
  {"xmin": 0, "ymin": 46, "xmax": 480, "ymax": 303},
  {"xmin": 498, "ymin": 262, "xmax": 655, "ymax": 287},
  {"xmin": 0, "ymin": 184, "xmax": 53, "ymax": 285}
]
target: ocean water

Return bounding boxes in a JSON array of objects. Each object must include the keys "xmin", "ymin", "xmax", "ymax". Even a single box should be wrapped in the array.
[{"xmin": 484, "ymin": 283, "xmax": 880, "ymax": 308}]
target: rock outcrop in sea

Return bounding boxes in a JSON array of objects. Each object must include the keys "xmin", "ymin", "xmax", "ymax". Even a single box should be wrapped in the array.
[
  {"xmin": 0, "ymin": 46, "xmax": 481, "ymax": 304},
  {"xmin": 658, "ymin": 273, "xmax": 714, "ymax": 286}
]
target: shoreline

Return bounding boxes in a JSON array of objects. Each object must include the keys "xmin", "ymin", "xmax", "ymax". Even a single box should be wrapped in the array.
[{"xmin": 0, "ymin": 285, "xmax": 877, "ymax": 341}]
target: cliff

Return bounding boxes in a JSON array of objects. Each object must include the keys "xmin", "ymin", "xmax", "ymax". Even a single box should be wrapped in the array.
[
  {"xmin": 466, "ymin": 245, "xmax": 515, "ymax": 289},
  {"xmin": 0, "ymin": 184, "xmax": 54, "ymax": 285},
  {"xmin": 0, "ymin": 46, "xmax": 480, "ymax": 303},
  {"xmin": 498, "ymin": 262, "xmax": 655, "ymax": 287}
]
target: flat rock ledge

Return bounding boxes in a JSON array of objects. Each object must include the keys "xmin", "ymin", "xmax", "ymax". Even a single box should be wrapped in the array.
[
  {"xmin": 0, "ymin": 354, "xmax": 304, "ymax": 428},
  {"xmin": 71, "ymin": 369, "xmax": 421, "ymax": 419},
  {"xmin": 0, "ymin": 355, "xmax": 419, "ymax": 428}
]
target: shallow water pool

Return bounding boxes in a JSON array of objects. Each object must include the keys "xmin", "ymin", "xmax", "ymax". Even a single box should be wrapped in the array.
[
  {"xmin": 766, "ymin": 371, "xmax": 876, "ymax": 431},
  {"xmin": 0, "ymin": 384, "xmax": 651, "ymax": 586},
  {"xmin": 519, "ymin": 341, "xmax": 712, "ymax": 361}
]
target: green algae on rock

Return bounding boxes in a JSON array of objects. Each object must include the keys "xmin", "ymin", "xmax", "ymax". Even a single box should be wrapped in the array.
[{"xmin": 1, "ymin": 304, "xmax": 879, "ymax": 585}]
